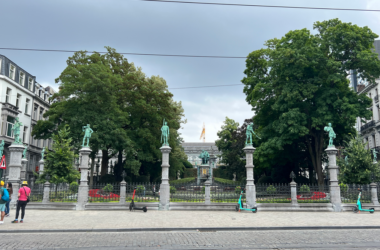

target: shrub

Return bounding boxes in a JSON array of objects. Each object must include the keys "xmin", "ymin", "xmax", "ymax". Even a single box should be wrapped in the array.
[
  {"xmin": 99, "ymin": 174, "xmax": 115, "ymax": 184},
  {"xmin": 214, "ymin": 178, "xmax": 236, "ymax": 185},
  {"xmin": 266, "ymin": 185, "xmax": 276, "ymax": 194},
  {"xmin": 69, "ymin": 182, "xmax": 79, "ymax": 193},
  {"xmin": 339, "ymin": 183, "xmax": 348, "ymax": 192},
  {"xmin": 170, "ymin": 186, "xmax": 177, "ymax": 194},
  {"xmin": 170, "ymin": 177, "xmax": 196, "ymax": 185},
  {"xmin": 136, "ymin": 185, "xmax": 145, "ymax": 194},
  {"xmin": 300, "ymin": 185, "xmax": 310, "ymax": 193},
  {"xmin": 257, "ymin": 176, "xmax": 273, "ymax": 184},
  {"xmin": 184, "ymin": 168, "xmax": 197, "ymax": 178},
  {"xmin": 235, "ymin": 186, "xmax": 242, "ymax": 194},
  {"xmin": 103, "ymin": 184, "xmax": 113, "ymax": 193},
  {"xmin": 202, "ymin": 186, "xmax": 205, "ymax": 192}
]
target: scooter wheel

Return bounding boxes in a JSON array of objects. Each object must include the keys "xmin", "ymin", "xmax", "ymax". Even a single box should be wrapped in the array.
[
  {"xmin": 252, "ymin": 207, "xmax": 257, "ymax": 213},
  {"xmin": 143, "ymin": 207, "xmax": 147, "ymax": 213},
  {"xmin": 352, "ymin": 206, "xmax": 359, "ymax": 213},
  {"xmin": 129, "ymin": 203, "xmax": 133, "ymax": 211},
  {"xmin": 235, "ymin": 204, "xmax": 239, "ymax": 212},
  {"xmin": 370, "ymin": 208, "xmax": 375, "ymax": 213}
]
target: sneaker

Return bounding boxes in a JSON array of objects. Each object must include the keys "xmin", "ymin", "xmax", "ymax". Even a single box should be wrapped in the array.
[
  {"xmin": 20, "ymin": 220, "xmax": 23, "ymax": 223},
  {"xmin": 11, "ymin": 220, "xmax": 18, "ymax": 223},
  {"xmin": 5, "ymin": 214, "xmax": 9, "ymax": 217},
  {"xmin": 0, "ymin": 221, "xmax": 3, "ymax": 224}
]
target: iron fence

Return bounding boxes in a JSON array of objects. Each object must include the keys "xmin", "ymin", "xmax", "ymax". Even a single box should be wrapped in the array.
[
  {"xmin": 296, "ymin": 184, "xmax": 330, "ymax": 203},
  {"xmin": 256, "ymin": 183, "xmax": 291, "ymax": 203},
  {"xmin": 125, "ymin": 183, "xmax": 160, "ymax": 202},
  {"xmin": 211, "ymin": 182, "xmax": 243, "ymax": 203},
  {"xmin": 49, "ymin": 183, "xmax": 78, "ymax": 202},
  {"xmin": 170, "ymin": 182, "xmax": 205, "ymax": 202},
  {"xmin": 29, "ymin": 184, "xmax": 44, "ymax": 202},
  {"xmin": 88, "ymin": 183, "xmax": 120, "ymax": 203},
  {"xmin": 341, "ymin": 184, "xmax": 371, "ymax": 203}
]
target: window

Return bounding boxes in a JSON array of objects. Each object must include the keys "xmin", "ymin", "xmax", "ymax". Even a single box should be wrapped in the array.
[
  {"xmin": 23, "ymin": 126, "xmax": 28, "ymax": 143},
  {"xmin": 6, "ymin": 116, "xmax": 15, "ymax": 138},
  {"xmin": 39, "ymin": 109, "xmax": 44, "ymax": 120},
  {"xmin": 16, "ymin": 94, "xmax": 21, "ymax": 108},
  {"xmin": 373, "ymin": 135, "xmax": 376, "ymax": 148},
  {"xmin": 9, "ymin": 64, "xmax": 15, "ymax": 80},
  {"xmin": 38, "ymin": 89, "xmax": 41, "ymax": 97},
  {"xmin": 0, "ymin": 59, "xmax": 2, "ymax": 73},
  {"xmin": 33, "ymin": 106, "xmax": 38, "ymax": 119},
  {"xmin": 25, "ymin": 99, "xmax": 30, "ymax": 114},
  {"xmin": 5, "ymin": 88, "xmax": 11, "ymax": 103},
  {"xmin": 28, "ymin": 78, "xmax": 33, "ymax": 91},
  {"xmin": 19, "ymin": 72, "xmax": 25, "ymax": 86}
]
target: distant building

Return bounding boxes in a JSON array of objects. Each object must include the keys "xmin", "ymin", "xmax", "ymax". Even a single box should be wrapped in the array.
[
  {"xmin": 181, "ymin": 142, "xmax": 222, "ymax": 166},
  {"xmin": 351, "ymin": 40, "xmax": 380, "ymax": 151},
  {"xmin": 0, "ymin": 54, "xmax": 56, "ymax": 182}
]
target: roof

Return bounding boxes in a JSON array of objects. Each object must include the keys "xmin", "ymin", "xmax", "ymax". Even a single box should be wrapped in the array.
[{"xmin": 181, "ymin": 142, "xmax": 216, "ymax": 147}]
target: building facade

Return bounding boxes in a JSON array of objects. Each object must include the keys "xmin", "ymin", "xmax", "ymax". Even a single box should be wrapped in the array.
[
  {"xmin": 0, "ymin": 54, "xmax": 55, "ymax": 182},
  {"xmin": 181, "ymin": 142, "xmax": 222, "ymax": 166}
]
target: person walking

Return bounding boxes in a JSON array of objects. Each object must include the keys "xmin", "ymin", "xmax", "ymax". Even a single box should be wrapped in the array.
[
  {"xmin": 0, "ymin": 181, "xmax": 7, "ymax": 224},
  {"xmin": 11, "ymin": 181, "xmax": 30, "ymax": 223},
  {"xmin": 5, "ymin": 182, "xmax": 12, "ymax": 217}
]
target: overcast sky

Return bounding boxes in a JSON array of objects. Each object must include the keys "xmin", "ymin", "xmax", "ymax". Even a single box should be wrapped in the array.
[{"xmin": 1, "ymin": 0, "xmax": 380, "ymax": 142}]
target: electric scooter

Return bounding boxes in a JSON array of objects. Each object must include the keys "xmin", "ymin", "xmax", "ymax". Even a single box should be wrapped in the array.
[
  {"xmin": 235, "ymin": 190, "xmax": 257, "ymax": 213},
  {"xmin": 129, "ymin": 187, "xmax": 147, "ymax": 212},
  {"xmin": 352, "ymin": 188, "xmax": 374, "ymax": 214}
]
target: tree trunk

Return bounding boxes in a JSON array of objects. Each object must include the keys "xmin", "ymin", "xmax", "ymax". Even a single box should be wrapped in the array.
[
  {"xmin": 114, "ymin": 150, "xmax": 123, "ymax": 182},
  {"xmin": 101, "ymin": 149, "xmax": 109, "ymax": 176},
  {"xmin": 89, "ymin": 155, "xmax": 95, "ymax": 187},
  {"xmin": 305, "ymin": 132, "xmax": 325, "ymax": 187}
]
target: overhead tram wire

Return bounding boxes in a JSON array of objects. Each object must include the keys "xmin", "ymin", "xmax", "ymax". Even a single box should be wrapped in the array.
[{"xmin": 140, "ymin": 0, "xmax": 380, "ymax": 12}]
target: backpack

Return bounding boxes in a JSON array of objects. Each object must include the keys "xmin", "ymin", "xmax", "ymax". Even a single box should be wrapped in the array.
[{"xmin": 1, "ymin": 188, "xmax": 9, "ymax": 202}]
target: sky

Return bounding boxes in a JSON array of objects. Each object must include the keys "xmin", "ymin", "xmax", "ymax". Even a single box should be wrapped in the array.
[{"xmin": 1, "ymin": 0, "xmax": 380, "ymax": 142}]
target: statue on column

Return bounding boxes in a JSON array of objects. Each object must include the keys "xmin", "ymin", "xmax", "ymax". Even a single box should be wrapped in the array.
[
  {"xmin": 198, "ymin": 150, "xmax": 210, "ymax": 164},
  {"xmin": 246, "ymin": 122, "xmax": 260, "ymax": 145},
  {"xmin": 0, "ymin": 140, "xmax": 4, "ymax": 157},
  {"xmin": 82, "ymin": 124, "xmax": 94, "ymax": 147},
  {"xmin": 177, "ymin": 170, "xmax": 181, "ymax": 180},
  {"xmin": 22, "ymin": 146, "xmax": 28, "ymax": 159},
  {"xmin": 11, "ymin": 117, "xmax": 23, "ymax": 144},
  {"xmin": 324, "ymin": 123, "xmax": 336, "ymax": 147},
  {"xmin": 373, "ymin": 148, "xmax": 377, "ymax": 162},
  {"xmin": 41, "ymin": 147, "xmax": 45, "ymax": 159},
  {"xmin": 161, "ymin": 119, "xmax": 170, "ymax": 146}
]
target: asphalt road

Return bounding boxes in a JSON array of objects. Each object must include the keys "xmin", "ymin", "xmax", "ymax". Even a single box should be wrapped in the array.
[{"xmin": 1, "ymin": 229, "xmax": 380, "ymax": 249}]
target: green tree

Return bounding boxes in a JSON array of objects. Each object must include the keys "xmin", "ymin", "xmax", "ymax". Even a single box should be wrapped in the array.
[
  {"xmin": 242, "ymin": 19, "xmax": 380, "ymax": 185},
  {"xmin": 338, "ymin": 135, "xmax": 380, "ymax": 184},
  {"xmin": 37, "ymin": 126, "xmax": 80, "ymax": 185}
]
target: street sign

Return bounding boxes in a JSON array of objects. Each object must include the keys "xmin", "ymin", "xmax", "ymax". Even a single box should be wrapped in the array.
[
  {"xmin": 0, "ymin": 155, "xmax": 6, "ymax": 169},
  {"xmin": 35, "ymin": 166, "xmax": 39, "ymax": 172}
]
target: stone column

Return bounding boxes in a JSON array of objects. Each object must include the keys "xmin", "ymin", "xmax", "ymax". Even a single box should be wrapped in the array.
[
  {"xmin": 197, "ymin": 165, "xmax": 200, "ymax": 185},
  {"xmin": 8, "ymin": 144, "xmax": 25, "ymax": 205},
  {"xmin": 204, "ymin": 179, "xmax": 211, "ymax": 205},
  {"xmin": 21, "ymin": 158, "xmax": 28, "ymax": 181},
  {"xmin": 42, "ymin": 181, "xmax": 50, "ymax": 204},
  {"xmin": 243, "ymin": 144, "xmax": 256, "ymax": 208},
  {"xmin": 30, "ymin": 176, "xmax": 35, "ymax": 189},
  {"xmin": 39, "ymin": 159, "xmax": 45, "ymax": 175},
  {"xmin": 76, "ymin": 147, "xmax": 92, "ymax": 210},
  {"xmin": 325, "ymin": 146, "xmax": 342, "ymax": 212},
  {"xmin": 290, "ymin": 181, "xmax": 298, "ymax": 206},
  {"xmin": 119, "ymin": 180, "xmax": 126, "ymax": 204},
  {"xmin": 159, "ymin": 145, "xmax": 171, "ymax": 210},
  {"xmin": 209, "ymin": 154, "xmax": 216, "ymax": 185},
  {"xmin": 370, "ymin": 182, "xmax": 379, "ymax": 205}
]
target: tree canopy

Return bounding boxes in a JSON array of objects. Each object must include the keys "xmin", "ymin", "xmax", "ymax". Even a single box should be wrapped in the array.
[
  {"xmin": 242, "ymin": 19, "xmax": 380, "ymax": 185},
  {"xmin": 32, "ymin": 47, "xmax": 187, "ymax": 181}
]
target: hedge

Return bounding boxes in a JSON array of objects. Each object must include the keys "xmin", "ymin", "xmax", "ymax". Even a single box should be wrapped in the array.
[
  {"xmin": 184, "ymin": 168, "xmax": 197, "ymax": 178},
  {"xmin": 170, "ymin": 177, "xmax": 196, "ymax": 185},
  {"xmin": 214, "ymin": 177, "xmax": 237, "ymax": 185}
]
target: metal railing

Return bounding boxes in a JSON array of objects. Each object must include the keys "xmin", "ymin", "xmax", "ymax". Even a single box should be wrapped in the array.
[
  {"xmin": 125, "ymin": 183, "xmax": 160, "ymax": 202},
  {"xmin": 29, "ymin": 184, "xmax": 44, "ymax": 202},
  {"xmin": 341, "ymin": 184, "xmax": 371, "ymax": 203},
  {"xmin": 49, "ymin": 183, "xmax": 78, "ymax": 202},
  {"xmin": 256, "ymin": 183, "xmax": 291, "ymax": 203},
  {"xmin": 88, "ymin": 183, "xmax": 120, "ymax": 203},
  {"xmin": 170, "ymin": 182, "xmax": 205, "ymax": 202},
  {"xmin": 296, "ymin": 184, "xmax": 330, "ymax": 203},
  {"xmin": 211, "ymin": 182, "xmax": 243, "ymax": 203},
  {"xmin": 361, "ymin": 120, "xmax": 377, "ymax": 132}
]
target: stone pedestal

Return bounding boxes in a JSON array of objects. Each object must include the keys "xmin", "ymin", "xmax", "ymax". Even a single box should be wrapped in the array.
[
  {"xmin": 76, "ymin": 147, "xmax": 92, "ymax": 210},
  {"xmin": 8, "ymin": 144, "xmax": 25, "ymax": 205},
  {"xmin": 21, "ymin": 158, "xmax": 28, "ymax": 181},
  {"xmin": 30, "ymin": 176, "xmax": 35, "ymax": 189},
  {"xmin": 370, "ymin": 182, "xmax": 379, "ymax": 205},
  {"xmin": 204, "ymin": 179, "xmax": 211, "ymax": 205},
  {"xmin": 42, "ymin": 181, "xmax": 50, "ymax": 204},
  {"xmin": 325, "ymin": 146, "xmax": 342, "ymax": 212},
  {"xmin": 243, "ymin": 144, "xmax": 256, "ymax": 208},
  {"xmin": 159, "ymin": 145, "xmax": 171, "ymax": 210},
  {"xmin": 119, "ymin": 181, "xmax": 126, "ymax": 204},
  {"xmin": 290, "ymin": 181, "xmax": 298, "ymax": 206},
  {"xmin": 39, "ymin": 159, "xmax": 45, "ymax": 175}
]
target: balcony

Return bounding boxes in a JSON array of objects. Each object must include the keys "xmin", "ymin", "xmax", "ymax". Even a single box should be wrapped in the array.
[
  {"xmin": 361, "ymin": 120, "xmax": 377, "ymax": 132},
  {"xmin": 375, "ymin": 95, "xmax": 379, "ymax": 103}
]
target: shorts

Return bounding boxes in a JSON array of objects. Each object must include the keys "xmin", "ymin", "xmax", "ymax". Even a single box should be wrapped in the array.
[{"xmin": 0, "ymin": 203, "xmax": 5, "ymax": 212}]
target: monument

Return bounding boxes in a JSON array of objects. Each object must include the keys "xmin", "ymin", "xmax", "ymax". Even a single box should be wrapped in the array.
[
  {"xmin": 21, "ymin": 146, "xmax": 28, "ymax": 181},
  {"xmin": 82, "ymin": 124, "xmax": 94, "ymax": 147},
  {"xmin": 159, "ymin": 119, "xmax": 171, "ymax": 210}
]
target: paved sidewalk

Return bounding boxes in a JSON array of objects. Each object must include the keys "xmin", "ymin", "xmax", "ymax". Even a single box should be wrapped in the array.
[{"xmin": 0, "ymin": 210, "xmax": 379, "ymax": 231}]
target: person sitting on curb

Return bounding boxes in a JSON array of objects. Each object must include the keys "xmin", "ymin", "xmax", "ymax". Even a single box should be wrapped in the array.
[{"xmin": 0, "ymin": 181, "xmax": 6, "ymax": 224}]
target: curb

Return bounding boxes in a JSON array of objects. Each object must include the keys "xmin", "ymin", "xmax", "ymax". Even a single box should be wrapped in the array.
[{"xmin": 1, "ymin": 226, "xmax": 380, "ymax": 233}]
